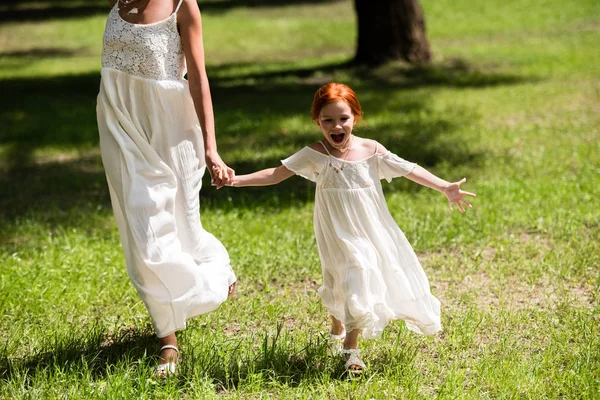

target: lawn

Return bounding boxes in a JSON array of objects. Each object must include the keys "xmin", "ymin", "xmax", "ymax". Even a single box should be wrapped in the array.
[{"xmin": 0, "ymin": 0, "xmax": 599, "ymax": 398}]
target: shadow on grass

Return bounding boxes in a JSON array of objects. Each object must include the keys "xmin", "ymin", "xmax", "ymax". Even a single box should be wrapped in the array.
[
  {"xmin": 199, "ymin": 0, "xmax": 341, "ymax": 14},
  {"xmin": 210, "ymin": 58, "xmax": 531, "ymax": 89},
  {"xmin": 0, "ymin": 151, "xmax": 112, "ymax": 236},
  {"xmin": 185, "ymin": 323, "xmax": 350, "ymax": 389},
  {"xmin": 0, "ymin": 48, "xmax": 88, "ymax": 74},
  {"xmin": 0, "ymin": 323, "xmax": 348, "ymax": 389},
  {"xmin": 0, "ymin": 325, "xmax": 157, "ymax": 381},
  {"xmin": 0, "ymin": 4, "xmax": 108, "ymax": 24},
  {"xmin": 0, "ymin": 48, "xmax": 84, "ymax": 58},
  {"xmin": 0, "ymin": 59, "xmax": 530, "ymax": 226},
  {"xmin": 0, "ymin": 0, "xmax": 338, "ymax": 23}
]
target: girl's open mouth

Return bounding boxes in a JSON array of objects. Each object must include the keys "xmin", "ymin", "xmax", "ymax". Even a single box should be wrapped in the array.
[{"xmin": 331, "ymin": 133, "xmax": 345, "ymax": 144}]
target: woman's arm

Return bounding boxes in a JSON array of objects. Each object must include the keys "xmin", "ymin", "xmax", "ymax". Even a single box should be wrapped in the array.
[
  {"xmin": 232, "ymin": 165, "xmax": 294, "ymax": 187},
  {"xmin": 178, "ymin": 0, "xmax": 233, "ymax": 188}
]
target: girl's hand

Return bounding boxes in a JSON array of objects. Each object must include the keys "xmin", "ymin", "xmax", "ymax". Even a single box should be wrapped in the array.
[
  {"xmin": 206, "ymin": 152, "xmax": 234, "ymax": 189},
  {"xmin": 443, "ymin": 178, "xmax": 476, "ymax": 212}
]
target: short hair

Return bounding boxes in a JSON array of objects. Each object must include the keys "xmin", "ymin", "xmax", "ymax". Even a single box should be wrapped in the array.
[{"xmin": 310, "ymin": 82, "xmax": 363, "ymax": 122}]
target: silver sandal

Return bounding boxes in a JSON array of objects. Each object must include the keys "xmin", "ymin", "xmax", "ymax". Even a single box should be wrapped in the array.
[
  {"xmin": 342, "ymin": 349, "xmax": 365, "ymax": 375},
  {"xmin": 156, "ymin": 344, "xmax": 179, "ymax": 376}
]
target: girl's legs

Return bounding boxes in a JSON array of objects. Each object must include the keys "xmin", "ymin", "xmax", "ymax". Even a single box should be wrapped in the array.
[
  {"xmin": 330, "ymin": 315, "xmax": 360, "ymax": 348},
  {"xmin": 330, "ymin": 315, "xmax": 345, "ymax": 335},
  {"xmin": 330, "ymin": 316, "xmax": 363, "ymax": 371},
  {"xmin": 343, "ymin": 329, "xmax": 364, "ymax": 373},
  {"xmin": 343, "ymin": 329, "xmax": 359, "ymax": 350}
]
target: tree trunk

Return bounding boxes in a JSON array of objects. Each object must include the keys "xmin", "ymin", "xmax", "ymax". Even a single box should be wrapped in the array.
[{"xmin": 353, "ymin": 0, "xmax": 431, "ymax": 66}]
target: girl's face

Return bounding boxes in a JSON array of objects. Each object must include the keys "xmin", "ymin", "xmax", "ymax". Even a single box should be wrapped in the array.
[{"xmin": 316, "ymin": 100, "xmax": 356, "ymax": 150}]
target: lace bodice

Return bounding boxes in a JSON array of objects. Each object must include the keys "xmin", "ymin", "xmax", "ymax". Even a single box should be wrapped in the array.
[{"xmin": 101, "ymin": 2, "xmax": 186, "ymax": 81}]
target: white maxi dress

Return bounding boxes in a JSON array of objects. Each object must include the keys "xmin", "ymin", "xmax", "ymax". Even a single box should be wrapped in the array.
[
  {"xmin": 96, "ymin": 0, "xmax": 236, "ymax": 338},
  {"xmin": 282, "ymin": 144, "xmax": 441, "ymax": 338}
]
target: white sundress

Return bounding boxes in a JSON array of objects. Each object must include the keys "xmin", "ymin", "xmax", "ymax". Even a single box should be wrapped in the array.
[
  {"xmin": 282, "ymin": 144, "xmax": 442, "ymax": 338},
  {"xmin": 96, "ymin": 0, "xmax": 236, "ymax": 338}
]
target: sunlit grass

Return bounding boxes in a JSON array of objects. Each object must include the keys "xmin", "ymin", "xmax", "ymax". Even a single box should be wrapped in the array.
[{"xmin": 0, "ymin": 0, "xmax": 598, "ymax": 398}]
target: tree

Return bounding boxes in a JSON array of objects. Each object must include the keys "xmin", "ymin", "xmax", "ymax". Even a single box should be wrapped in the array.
[{"xmin": 353, "ymin": 0, "xmax": 432, "ymax": 66}]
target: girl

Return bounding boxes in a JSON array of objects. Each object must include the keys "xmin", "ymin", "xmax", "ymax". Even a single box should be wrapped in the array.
[
  {"xmin": 97, "ymin": 0, "xmax": 237, "ymax": 375},
  {"xmin": 227, "ymin": 82, "xmax": 475, "ymax": 374}
]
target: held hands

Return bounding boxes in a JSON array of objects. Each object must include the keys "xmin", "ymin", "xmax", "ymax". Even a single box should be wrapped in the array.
[
  {"xmin": 206, "ymin": 152, "xmax": 234, "ymax": 189},
  {"xmin": 442, "ymin": 178, "xmax": 476, "ymax": 212}
]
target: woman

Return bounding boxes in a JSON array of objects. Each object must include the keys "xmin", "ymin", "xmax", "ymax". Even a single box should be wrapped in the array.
[{"xmin": 96, "ymin": 0, "xmax": 237, "ymax": 375}]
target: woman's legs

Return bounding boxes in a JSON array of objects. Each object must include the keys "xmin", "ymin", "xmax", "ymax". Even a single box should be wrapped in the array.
[
  {"xmin": 158, "ymin": 333, "xmax": 178, "ymax": 364},
  {"xmin": 155, "ymin": 284, "xmax": 234, "ymax": 372},
  {"xmin": 228, "ymin": 281, "xmax": 237, "ymax": 298},
  {"xmin": 154, "ymin": 283, "xmax": 234, "ymax": 373}
]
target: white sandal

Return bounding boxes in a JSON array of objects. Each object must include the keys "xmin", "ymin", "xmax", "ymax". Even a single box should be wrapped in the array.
[
  {"xmin": 328, "ymin": 328, "xmax": 346, "ymax": 354},
  {"xmin": 342, "ymin": 349, "xmax": 366, "ymax": 375},
  {"xmin": 156, "ymin": 345, "xmax": 179, "ymax": 376}
]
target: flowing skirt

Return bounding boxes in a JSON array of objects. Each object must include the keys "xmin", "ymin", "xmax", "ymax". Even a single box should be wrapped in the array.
[
  {"xmin": 96, "ymin": 68, "xmax": 236, "ymax": 337},
  {"xmin": 315, "ymin": 187, "xmax": 441, "ymax": 339}
]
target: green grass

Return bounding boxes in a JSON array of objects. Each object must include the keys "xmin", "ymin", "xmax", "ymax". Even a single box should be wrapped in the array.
[{"xmin": 1, "ymin": 0, "xmax": 599, "ymax": 398}]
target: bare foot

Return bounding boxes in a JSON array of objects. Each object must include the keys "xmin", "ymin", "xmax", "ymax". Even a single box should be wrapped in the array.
[
  {"xmin": 227, "ymin": 281, "xmax": 237, "ymax": 299},
  {"xmin": 330, "ymin": 315, "xmax": 345, "ymax": 336}
]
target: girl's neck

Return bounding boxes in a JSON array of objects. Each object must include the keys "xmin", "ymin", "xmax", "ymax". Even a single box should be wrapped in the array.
[
  {"xmin": 320, "ymin": 135, "xmax": 379, "ymax": 162},
  {"xmin": 326, "ymin": 135, "xmax": 355, "ymax": 156}
]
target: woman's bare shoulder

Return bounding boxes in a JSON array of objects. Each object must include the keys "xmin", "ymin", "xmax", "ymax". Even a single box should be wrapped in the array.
[{"xmin": 176, "ymin": 0, "xmax": 202, "ymax": 26}]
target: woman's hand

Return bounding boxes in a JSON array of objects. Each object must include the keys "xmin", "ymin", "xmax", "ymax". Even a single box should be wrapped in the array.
[
  {"xmin": 443, "ymin": 178, "xmax": 476, "ymax": 212},
  {"xmin": 206, "ymin": 152, "xmax": 234, "ymax": 189}
]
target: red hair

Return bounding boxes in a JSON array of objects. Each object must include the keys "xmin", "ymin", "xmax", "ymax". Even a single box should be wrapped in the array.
[{"xmin": 310, "ymin": 82, "xmax": 363, "ymax": 122}]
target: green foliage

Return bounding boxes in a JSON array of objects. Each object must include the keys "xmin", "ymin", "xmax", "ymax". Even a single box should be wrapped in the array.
[{"xmin": 1, "ymin": 0, "xmax": 598, "ymax": 398}]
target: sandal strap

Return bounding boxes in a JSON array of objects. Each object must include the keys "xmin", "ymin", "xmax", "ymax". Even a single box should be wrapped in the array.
[
  {"xmin": 329, "ymin": 329, "xmax": 346, "ymax": 341},
  {"xmin": 159, "ymin": 345, "xmax": 179, "ymax": 353}
]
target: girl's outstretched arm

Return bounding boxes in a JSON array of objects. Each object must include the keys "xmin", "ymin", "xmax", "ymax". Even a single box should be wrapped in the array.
[
  {"xmin": 377, "ymin": 141, "xmax": 476, "ymax": 212},
  {"xmin": 231, "ymin": 165, "xmax": 294, "ymax": 187},
  {"xmin": 405, "ymin": 166, "xmax": 476, "ymax": 212}
]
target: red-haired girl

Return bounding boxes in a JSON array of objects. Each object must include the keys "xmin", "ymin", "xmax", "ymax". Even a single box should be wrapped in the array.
[{"xmin": 227, "ymin": 82, "xmax": 475, "ymax": 374}]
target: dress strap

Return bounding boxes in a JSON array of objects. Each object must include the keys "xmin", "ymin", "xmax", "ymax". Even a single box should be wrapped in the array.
[
  {"xmin": 174, "ymin": 0, "xmax": 185, "ymax": 13},
  {"xmin": 319, "ymin": 141, "xmax": 332, "ymax": 156}
]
